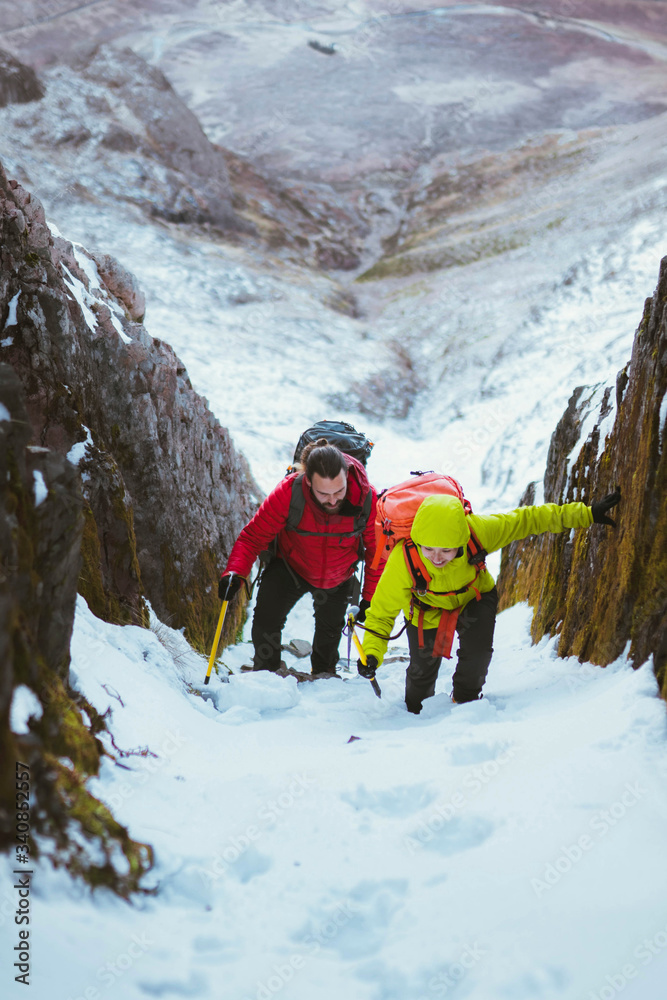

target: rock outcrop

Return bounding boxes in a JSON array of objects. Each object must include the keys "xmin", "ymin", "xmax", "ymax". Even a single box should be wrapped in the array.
[
  {"xmin": 90, "ymin": 252, "xmax": 146, "ymax": 322},
  {"xmin": 0, "ymin": 42, "xmax": 373, "ymax": 272},
  {"xmin": 0, "ymin": 157, "xmax": 263, "ymax": 894},
  {"xmin": 0, "ymin": 44, "xmax": 247, "ymax": 234},
  {"xmin": 0, "ymin": 48, "xmax": 44, "ymax": 107},
  {"xmin": 0, "ymin": 364, "xmax": 153, "ymax": 894},
  {"xmin": 498, "ymin": 257, "xmax": 667, "ymax": 697},
  {"xmin": 0, "ymin": 159, "xmax": 260, "ymax": 652},
  {"xmin": 70, "ymin": 45, "xmax": 244, "ymax": 231}
]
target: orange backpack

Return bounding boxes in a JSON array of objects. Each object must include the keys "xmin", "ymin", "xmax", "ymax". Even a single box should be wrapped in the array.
[{"xmin": 370, "ymin": 471, "xmax": 474, "ymax": 570}]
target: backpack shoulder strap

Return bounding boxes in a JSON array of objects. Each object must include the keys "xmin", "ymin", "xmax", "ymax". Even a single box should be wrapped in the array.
[
  {"xmin": 466, "ymin": 523, "xmax": 487, "ymax": 567},
  {"xmin": 403, "ymin": 540, "xmax": 431, "ymax": 595},
  {"xmin": 355, "ymin": 488, "xmax": 373, "ymax": 534},
  {"xmin": 285, "ymin": 474, "xmax": 306, "ymax": 532}
]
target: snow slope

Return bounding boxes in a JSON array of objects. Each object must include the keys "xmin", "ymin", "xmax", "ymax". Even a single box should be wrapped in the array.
[{"xmin": 3, "ymin": 594, "xmax": 667, "ymax": 999}]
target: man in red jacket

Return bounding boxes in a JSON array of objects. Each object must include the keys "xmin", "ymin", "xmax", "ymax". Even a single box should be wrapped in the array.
[{"xmin": 219, "ymin": 439, "xmax": 381, "ymax": 676}]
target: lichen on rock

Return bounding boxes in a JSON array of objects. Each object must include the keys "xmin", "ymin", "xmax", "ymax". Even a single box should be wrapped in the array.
[
  {"xmin": 0, "ymin": 364, "xmax": 153, "ymax": 895},
  {"xmin": 498, "ymin": 257, "xmax": 667, "ymax": 698}
]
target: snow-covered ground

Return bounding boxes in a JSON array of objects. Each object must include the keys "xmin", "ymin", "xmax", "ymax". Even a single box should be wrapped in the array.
[{"xmin": 3, "ymin": 594, "xmax": 667, "ymax": 999}]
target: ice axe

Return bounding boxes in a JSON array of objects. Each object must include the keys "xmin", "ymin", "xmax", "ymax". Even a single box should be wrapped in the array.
[
  {"xmin": 204, "ymin": 598, "xmax": 229, "ymax": 686},
  {"xmin": 346, "ymin": 607, "xmax": 381, "ymax": 699}
]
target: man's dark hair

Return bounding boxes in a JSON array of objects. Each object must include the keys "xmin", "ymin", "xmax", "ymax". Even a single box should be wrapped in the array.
[{"xmin": 300, "ymin": 438, "xmax": 347, "ymax": 480}]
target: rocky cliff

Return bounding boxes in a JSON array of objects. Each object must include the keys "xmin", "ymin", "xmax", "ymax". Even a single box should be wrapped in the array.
[
  {"xmin": 0, "ymin": 48, "xmax": 44, "ymax": 107},
  {"xmin": 0, "ymin": 157, "xmax": 264, "ymax": 891},
  {"xmin": 498, "ymin": 257, "xmax": 667, "ymax": 698},
  {"xmin": 0, "ymin": 159, "xmax": 260, "ymax": 650},
  {"xmin": 0, "ymin": 363, "xmax": 153, "ymax": 894},
  {"xmin": 1, "ymin": 43, "xmax": 245, "ymax": 232}
]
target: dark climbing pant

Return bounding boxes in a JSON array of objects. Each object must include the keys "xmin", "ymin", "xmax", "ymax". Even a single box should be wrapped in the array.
[
  {"xmin": 251, "ymin": 557, "xmax": 351, "ymax": 674},
  {"xmin": 404, "ymin": 587, "xmax": 498, "ymax": 713}
]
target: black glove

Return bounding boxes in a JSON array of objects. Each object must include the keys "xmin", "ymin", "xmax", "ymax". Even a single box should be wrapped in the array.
[
  {"xmin": 218, "ymin": 573, "xmax": 244, "ymax": 601},
  {"xmin": 355, "ymin": 599, "xmax": 371, "ymax": 624},
  {"xmin": 591, "ymin": 487, "xmax": 621, "ymax": 527},
  {"xmin": 357, "ymin": 654, "xmax": 378, "ymax": 679}
]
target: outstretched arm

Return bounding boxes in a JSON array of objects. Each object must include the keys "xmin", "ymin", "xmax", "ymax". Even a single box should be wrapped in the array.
[{"xmin": 473, "ymin": 491, "xmax": 620, "ymax": 555}]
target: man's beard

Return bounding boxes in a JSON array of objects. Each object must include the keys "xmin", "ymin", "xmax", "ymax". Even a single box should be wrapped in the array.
[{"xmin": 315, "ymin": 497, "xmax": 344, "ymax": 514}]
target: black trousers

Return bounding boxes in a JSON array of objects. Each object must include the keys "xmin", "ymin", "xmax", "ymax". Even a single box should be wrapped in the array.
[
  {"xmin": 251, "ymin": 557, "xmax": 351, "ymax": 674},
  {"xmin": 404, "ymin": 587, "xmax": 498, "ymax": 713}
]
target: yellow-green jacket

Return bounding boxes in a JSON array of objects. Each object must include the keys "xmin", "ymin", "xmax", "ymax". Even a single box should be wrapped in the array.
[{"xmin": 362, "ymin": 494, "xmax": 593, "ymax": 667}]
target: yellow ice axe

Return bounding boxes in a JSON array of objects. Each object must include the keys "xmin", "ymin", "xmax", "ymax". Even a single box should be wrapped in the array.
[
  {"xmin": 350, "ymin": 621, "xmax": 367, "ymax": 665},
  {"xmin": 204, "ymin": 599, "xmax": 229, "ymax": 685}
]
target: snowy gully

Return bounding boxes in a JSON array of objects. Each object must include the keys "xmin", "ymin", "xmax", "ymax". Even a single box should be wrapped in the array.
[
  {"xmin": 404, "ymin": 744, "xmax": 518, "ymax": 854},
  {"xmin": 64, "ymin": 933, "xmax": 154, "ymax": 1000}
]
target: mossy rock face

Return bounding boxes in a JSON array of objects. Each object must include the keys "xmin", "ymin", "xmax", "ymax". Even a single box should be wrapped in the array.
[
  {"xmin": 32, "ymin": 671, "xmax": 104, "ymax": 777},
  {"xmin": 0, "ymin": 364, "xmax": 153, "ymax": 894},
  {"xmin": 1, "ymin": 158, "xmax": 261, "ymax": 890},
  {"xmin": 30, "ymin": 753, "xmax": 154, "ymax": 899},
  {"xmin": 498, "ymin": 257, "xmax": 667, "ymax": 697},
  {"xmin": 161, "ymin": 542, "xmax": 247, "ymax": 655},
  {"xmin": 78, "ymin": 449, "xmax": 147, "ymax": 627}
]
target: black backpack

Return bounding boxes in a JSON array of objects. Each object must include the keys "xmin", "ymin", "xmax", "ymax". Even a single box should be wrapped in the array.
[{"xmin": 290, "ymin": 420, "xmax": 373, "ymax": 469}]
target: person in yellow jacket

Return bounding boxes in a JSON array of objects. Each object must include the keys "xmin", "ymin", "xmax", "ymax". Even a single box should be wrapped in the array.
[{"xmin": 358, "ymin": 489, "xmax": 621, "ymax": 712}]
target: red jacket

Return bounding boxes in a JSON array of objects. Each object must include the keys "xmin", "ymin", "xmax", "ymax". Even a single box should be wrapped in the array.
[{"xmin": 225, "ymin": 456, "xmax": 381, "ymax": 600}]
